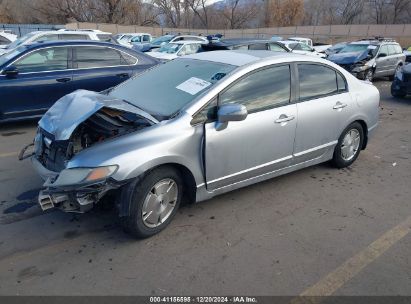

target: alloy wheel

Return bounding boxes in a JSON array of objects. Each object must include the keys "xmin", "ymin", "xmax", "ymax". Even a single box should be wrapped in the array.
[
  {"xmin": 341, "ymin": 129, "xmax": 361, "ymax": 161},
  {"xmin": 141, "ymin": 178, "xmax": 178, "ymax": 228}
]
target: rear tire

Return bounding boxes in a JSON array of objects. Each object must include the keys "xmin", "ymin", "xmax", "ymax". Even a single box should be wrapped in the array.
[
  {"xmin": 120, "ymin": 166, "xmax": 183, "ymax": 238},
  {"xmin": 332, "ymin": 122, "xmax": 364, "ymax": 169}
]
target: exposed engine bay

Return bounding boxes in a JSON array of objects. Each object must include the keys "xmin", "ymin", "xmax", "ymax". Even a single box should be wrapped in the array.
[{"xmin": 35, "ymin": 107, "xmax": 153, "ymax": 172}]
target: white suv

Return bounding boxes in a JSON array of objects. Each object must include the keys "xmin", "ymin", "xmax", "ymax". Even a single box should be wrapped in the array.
[
  {"xmin": 0, "ymin": 31, "xmax": 17, "ymax": 49},
  {"xmin": 0, "ymin": 30, "xmax": 112, "ymax": 55}
]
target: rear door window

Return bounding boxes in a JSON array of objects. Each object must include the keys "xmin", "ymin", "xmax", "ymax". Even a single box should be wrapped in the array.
[
  {"xmin": 387, "ymin": 45, "xmax": 397, "ymax": 56},
  {"xmin": 379, "ymin": 45, "xmax": 389, "ymax": 56},
  {"xmin": 75, "ymin": 46, "xmax": 125, "ymax": 68},
  {"xmin": 298, "ymin": 64, "xmax": 339, "ymax": 100}
]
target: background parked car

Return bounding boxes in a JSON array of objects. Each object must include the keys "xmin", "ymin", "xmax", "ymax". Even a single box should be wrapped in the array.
[
  {"xmin": 325, "ymin": 42, "xmax": 348, "ymax": 56},
  {"xmin": 148, "ymin": 41, "xmax": 204, "ymax": 61},
  {"xmin": 170, "ymin": 35, "xmax": 209, "ymax": 44},
  {"xmin": 146, "ymin": 34, "xmax": 176, "ymax": 51},
  {"xmin": 391, "ymin": 63, "xmax": 411, "ymax": 97},
  {"xmin": 288, "ymin": 37, "xmax": 332, "ymax": 53},
  {"xmin": 327, "ymin": 38, "xmax": 405, "ymax": 81},
  {"xmin": 270, "ymin": 35, "xmax": 283, "ymax": 41},
  {"xmin": 0, "ymin": 40, "xmax": 159, "ymax": 122},
  {"xmin": 0, "ymin": 30, "xmax": 112, "ymax": 55},
  {"xmin": 404, "ymin": 49, "xmax": 411, "ymax": 63},
  {"xmin": 0, "ymin": 31, "xmax": 17, "ymax": 49},
  {"xmin": 278, "ymin": 40, "xmax": 326, "ymax": 58},
  {"xmin": 202, "ymin": 38, "xmax": 289, "ymax": 52},
  {"xmin": 118, "ymin": 33, "xmax": 152, "ymax": 49}
]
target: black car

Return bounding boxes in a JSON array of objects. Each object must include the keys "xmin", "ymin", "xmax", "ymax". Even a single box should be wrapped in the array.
[
  {"xmin": 0, "ymin": 40, "xmax": 159, "ymax": 122},
  {"xmin": 391, "ymin": 63, "xmax": 411, "ymax": 98},
  {"xmin": 202, "ymin": 38, "xmax": 289, "ymax": 53}
]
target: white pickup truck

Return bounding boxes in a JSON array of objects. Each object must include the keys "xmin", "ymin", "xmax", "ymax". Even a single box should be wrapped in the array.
[{"xmin": 289, "ymin": 37, "xmax": 332, "ymax": 53}]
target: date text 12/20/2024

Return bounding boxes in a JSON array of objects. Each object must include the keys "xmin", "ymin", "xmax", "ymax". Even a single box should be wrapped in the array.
[{"xmin": 149, "ymin": 297, "xmax": 258, "ymax": 303}]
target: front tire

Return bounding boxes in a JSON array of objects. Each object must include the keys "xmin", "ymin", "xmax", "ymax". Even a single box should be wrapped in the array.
[
  {"xmin": 120, "ymin": 166, "xmax": 183, "ymax": 238},
  {"xmin": 388, "ymin": 65, "xmax": 401, "ymax": 81},
  {"xmin": 332, "ymin": 122, "xmax": 364, "ymax": 169},
  {"xmin": 391, "ymin": 83, "xmax": 406, "ymax": 98},
  {"xmin": 364, "ymin": 69, "xmax": 374, "ymax": 82}
]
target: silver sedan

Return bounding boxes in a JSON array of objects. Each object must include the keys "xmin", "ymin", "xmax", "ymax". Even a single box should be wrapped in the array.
[{"xmin": 24, "ymin": 50, "xmax": 380, "ymax": 238}]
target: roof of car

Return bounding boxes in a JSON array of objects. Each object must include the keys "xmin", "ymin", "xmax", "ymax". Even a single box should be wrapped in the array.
[
  {"xmin": 278, "ymin": 40, "xmax": 299, "ymax": 44},
  {"xmin": 184, "ymin": 50, "xmax": 306, "ymax": 66},
  {"xmin": 171, "ymin": 40, "xmax": 203, "ymax": 45},
  {"xmin": 350, "ymin": 41, "xmax": 380, "ymax": 45},
  {"xmin": 208, "ymin": 38, "xmax": 274, "ymax": 47},
  {"xmin": 28, "ymin": 30, "xmax": 111, "ymax": 36},
  {"xmin": 21, "ymin": 40, "xmax": 129, "ymax": 51}
]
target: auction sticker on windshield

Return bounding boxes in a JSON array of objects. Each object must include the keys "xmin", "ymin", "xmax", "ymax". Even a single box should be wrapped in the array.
[{"xmin": 176, "ymin": 77, "xmax": 212, "ymax": 95}]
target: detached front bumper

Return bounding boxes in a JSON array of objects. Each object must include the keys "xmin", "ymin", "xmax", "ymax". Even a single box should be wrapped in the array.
[{"xmin": 31, "ymin": 157, "xmax": 123, "ymax": 213}]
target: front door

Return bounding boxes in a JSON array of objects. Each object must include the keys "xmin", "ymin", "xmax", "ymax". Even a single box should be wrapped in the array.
[
  {"xmin": 205, "ymin": 64, "xmax": 297, "ymax": 191},
  {"xmin": 0, "ymin": 46, "xmax": 73, "ymax": 120}
]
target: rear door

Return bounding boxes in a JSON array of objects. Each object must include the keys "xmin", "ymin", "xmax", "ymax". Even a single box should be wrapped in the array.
[
  {"xmin": 0, "ymin": 46, "xmax": 73, "ymax": 120},
  {"xmin": 71, "ymin": 45, "xmax": 134, "ymax": 92},
  {"xmin": 204, "ymin": 64, "xmax": 297, "ymax": 191},
  {"xmin": 293, "ymin": 63, "xmax": 351, "ymax": 164}
]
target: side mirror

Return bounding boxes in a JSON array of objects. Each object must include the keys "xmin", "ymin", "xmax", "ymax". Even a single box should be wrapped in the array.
[
  {"xmin": 215, "ymin": 103, "xmax": 248, "ymax": 131},
  {"xmin": 378, "ymin": 53, "xmax": 387, "ymax": 58},
  {"xmin": 3, "ymin": 66, "xmax": 19, "ymax": 78}
]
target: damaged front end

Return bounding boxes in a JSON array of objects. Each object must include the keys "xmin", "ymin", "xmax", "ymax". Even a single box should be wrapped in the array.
[{"xmin": 21, "ymin": 90, "xmax": 158, "ymax": 213}]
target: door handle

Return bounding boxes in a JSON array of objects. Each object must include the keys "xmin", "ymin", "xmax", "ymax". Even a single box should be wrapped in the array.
[
  {"xmin": 333, "ymin": 102, "xmax": 347, "ymax": 110},
  {"xmin": 116, "ymin": 73, "xmax": 129, "ymax": 78},
  {"xmin": 56, "ymin": 77, "xmax": 71, "ymax": 83},
  {"xmin": 275, "ymin": 114, "xmax": 295, "ymax": 124}
]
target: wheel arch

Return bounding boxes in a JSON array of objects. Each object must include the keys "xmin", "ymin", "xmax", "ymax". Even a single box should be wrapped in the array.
[
  {"xmin": 351, "ymin": 119, "xmax": 368, "ymax": 150},
  {"xmin": 117, "ymin": 162, "xmax": 198, "ymax": 217}
]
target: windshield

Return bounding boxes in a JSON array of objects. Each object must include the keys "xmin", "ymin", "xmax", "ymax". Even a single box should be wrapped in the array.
[
  {"xmin": 152, "ymin": 35, "xmax": 173, "ymax": 46},
  {"xmin": 0, "ymin": 46, "xmax": 26, "ymax": 66},
  {"xmin": 6, "ymin": 32, "xmax": 37, "ymax": 50},
  {"xmin": 109, "ymin": 59, "xmax": 235, "ymax": 117},
  {"xmin": 339, "ymin": 44, "xmax": 379, "ymax": 57},
  {"xmin": 157, "ymin": 43, "xmax": 181, "ymax": 54}
]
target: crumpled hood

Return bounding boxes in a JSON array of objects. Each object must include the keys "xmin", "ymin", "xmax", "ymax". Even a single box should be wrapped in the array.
[
  {"xmin": 328, "ymin": 51, "xmax": 368, "ymax": 64},
  {"xmin": 39, "ymin": 90, "xmax": 158, "ymax": 141}
]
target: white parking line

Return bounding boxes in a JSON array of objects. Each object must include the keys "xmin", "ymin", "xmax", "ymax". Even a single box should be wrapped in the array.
[
  {"xmin": 0, "ymin": 152, "xmax": 18, "ymax": 158},
  {"xmin": 291, "ymin": 215, "xmax": 411, "ymax": 303}
]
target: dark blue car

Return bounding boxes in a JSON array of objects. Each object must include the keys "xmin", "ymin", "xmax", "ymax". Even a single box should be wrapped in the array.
[{"xmin": 0, "ymin": 40, "xmax": 159, "ymax": 122}]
